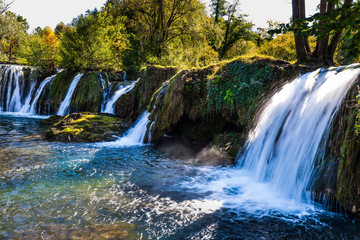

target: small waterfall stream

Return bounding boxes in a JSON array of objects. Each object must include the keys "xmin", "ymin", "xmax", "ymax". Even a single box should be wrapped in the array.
[
  {"xmin": 0, "ymin": 65, "xmax": 42, "ymax": 114},
  {"xmin": 179, "ymin": 66, "xmax": 360, "ymax": 214},
  {"xmin": 57, "ymin": 73, "xmax": 84, "ymax": 116},
  {"xmin": 102, "ymin": 80, "xmax": 137, "ymax": 114},
  {"xmin": 100, "ymin": 111, "xmax": 150, "ymax": 147},
  {"xmin": 28, "ymin": 75, "xmax": 56, "ymax": 114}
]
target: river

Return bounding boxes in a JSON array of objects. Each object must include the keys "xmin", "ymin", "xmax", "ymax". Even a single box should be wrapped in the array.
[{"xmin": 0, "ymin": 114, "xmax": 359, "ymax": 239}]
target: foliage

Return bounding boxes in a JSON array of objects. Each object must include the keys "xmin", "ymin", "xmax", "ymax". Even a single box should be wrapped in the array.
[
  {"xmin": 355, "ymin": 88, "xmax": 360, "ymax": 136},
  {"xmin": 106, "ymin": 0, "xmax": 217, "ymax": 68},
  {"xmin": 59, "ymin": 9, "xmax": 127, "ymax": 71},
  {"xmin": 208, "ymin": 0, "xmax": 255, "ymax": 59},
  {"xmin": 0, "ymin": 11, "xmax": 27, "ymax": 62},
  {"xmin": 18, "ymin": 26, "xmax": 60, "ymax": 73},
  {"xmin": 272, "ymin": 0, "xmax": 360, "ymax": 64},
  {"xmin": 206, "ymin": 60, "xmax": 274, "ymax": 116},
  {"xmin": 258, "ymin": 32, "xmax": 318, "ymax": 62}
]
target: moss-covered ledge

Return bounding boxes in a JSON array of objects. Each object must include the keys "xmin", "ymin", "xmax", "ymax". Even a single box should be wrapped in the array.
[
  {"xmin": 44, "ymin": 112, "xmax": 129, "ymax": 142},
  {"xmin": 146, "ymin": 56, "xmax": 309, "ymax": 159}
]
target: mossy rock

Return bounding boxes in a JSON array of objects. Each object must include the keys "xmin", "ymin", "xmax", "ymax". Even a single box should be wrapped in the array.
[
  {"xmin": 115, "ymin": 65, "xmax": 179, "ymax": 121},
  {"xmin": 45, "ymin": 112, "xmax": 129, "ymax": 142},
  {"xmin": 49, "ymin": 70, "xmax": 78, "ymax": 114},
  {"xmin": 312, "ymin": 74, "xmax": 360, "ymax": 216},
  {"xmin": 70, "ymin": 72, "xmax": 104, "ymax": 113},
  {"xmin": 147, "ymin": 56, "xmax": 306, "ymax": 144}
]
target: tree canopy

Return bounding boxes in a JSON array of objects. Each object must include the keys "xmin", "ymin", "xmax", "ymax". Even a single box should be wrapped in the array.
[{"xmin": 2, "ymin": 0, "xmax": 360, "ymax": 71}]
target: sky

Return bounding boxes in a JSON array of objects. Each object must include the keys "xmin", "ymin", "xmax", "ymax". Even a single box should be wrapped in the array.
[
  {"xmin": 10, "ymin": 0, "xmax": 107, "ymax": 31},
  {"xmin": 8, "ymin": 0, "xmax": 320, "ymax": 31}
]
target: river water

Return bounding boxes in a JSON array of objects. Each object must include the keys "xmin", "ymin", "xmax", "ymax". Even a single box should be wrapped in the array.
[{"xmin": 0, "ymin": 114, "xmax": 359, "ymax": 239}]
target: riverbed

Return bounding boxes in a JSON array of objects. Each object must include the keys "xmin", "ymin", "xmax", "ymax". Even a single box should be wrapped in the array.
[{"xmin": 0, "ymin": 114, "xmax": 359, "ymax": 239}]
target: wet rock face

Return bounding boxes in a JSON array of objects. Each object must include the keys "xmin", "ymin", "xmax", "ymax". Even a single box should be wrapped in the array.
[
  {"xmin": 312, "ymin": 75, "xmax": 360, "ymax": 215},
  {"xmin": 146, "ymin": 57, "xmax": 304, "ymax": 155},
  {"xmin": 44, "ymin": 113, "xmax": 129, "ymax": 142},
  {"xmin": 115, "ymin": 65, "xmax": 179, "ymax": 121},
  {"xmin": 48, "ymin": 71, "xmax": 107, "ymax": 114}
]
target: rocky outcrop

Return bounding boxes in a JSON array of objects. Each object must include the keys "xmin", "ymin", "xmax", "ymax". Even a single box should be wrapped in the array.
[
  {"xmin": 48, "ymin": 71, "xmax": 116, "ymax": 114},
  {"xmin": 312, "ymin": 72, "xmax": 360, "ymax": 215},
  {"xmin": 115, "ymin": 65, "xmax": 178, "ymax": 121},
  {"xmin": 146, "ymin": 57, "xmax": 307, "ymax": 157},
  {"xmin": 44, "ymin": 112, "xmax": 129, "ymax": 142}
]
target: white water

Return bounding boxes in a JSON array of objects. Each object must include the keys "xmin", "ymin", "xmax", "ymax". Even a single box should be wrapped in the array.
[
  {"xmin": 7, "ymin": 66, "xmax": 23, "ymax": 112},
  {"xmin": 102, "ymin": 80, "xmax": 137, "ymax": 114},
  {"xmin": 99, "ymin": 73, "xmax": 110, "ymax": 112},
  {"xmin": 180, "ymin": 66, "xmax": 360, "ymax": 214},
  {"xmin": 28, "ymin": 75, "xmax": 56, "ymax": 114},
  {"xmin": 239, "ymin": 66, "xmax": 360, "ymax": 202},
  {"xmin": 0, "ymin": 65, "xmax": 44, "ymax": 115},
  {"xmin": 57, "ymin": 73, "xmax": 84, "ymax": 116},
  {"xmin": 100, "ymin": 111, "xmax": 150, "ymax": 147}
]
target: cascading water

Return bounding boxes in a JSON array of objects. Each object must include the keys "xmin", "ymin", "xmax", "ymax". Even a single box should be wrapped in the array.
[
  {"xmin": 28, "ymin": 75, "xmax": 56, "ymax": 114},
  {"xmin": 100, "ymin": 73, "xmax": 111, "ymax": 112},
  {"xmin": 238, "ymin": 66, "xmax": 360, "ymax": 203},
  {"xmin": 0, "ymin": 65, "xmax": 41, "ymax": 114},
  {"xmin": 57, "ymin": 73, "xmax": 84, "ymax": 116},
  {"xmin": 100, "ymin": 111, "xmax": 150, "ymax": 147},
  {"xmin": 102, "ymin": 80, "xmax": 138, "ymax": 114},
  {"xmin": 179, "ymin": 65, "xmax": 360, "ymax": 215}
]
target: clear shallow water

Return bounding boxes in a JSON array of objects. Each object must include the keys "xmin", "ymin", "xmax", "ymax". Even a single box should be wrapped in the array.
[{"xmin": 0, "ymin": 115, "xmax": 360, "ymax": 239}]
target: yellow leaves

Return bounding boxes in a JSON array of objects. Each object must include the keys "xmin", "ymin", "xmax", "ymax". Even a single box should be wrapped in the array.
[{"xmin": 41, "ymin": 26, "xmax": 59, "ymax": 47}]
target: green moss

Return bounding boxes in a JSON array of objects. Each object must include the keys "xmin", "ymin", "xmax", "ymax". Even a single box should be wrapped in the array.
[
  {"xmin": 45, "ymin": 113, "xmax": 129, "ymax": 142},
  {"xmin": 147, "ymin": 56, "xmax": 301, "ymax": 143},
  {"xmin": 70, "ymin": 73, "xmax": 103, "ymax": 113},
  {"xmin": 49, "ymin": 70, "xmax": 77, "ymax": 113}
]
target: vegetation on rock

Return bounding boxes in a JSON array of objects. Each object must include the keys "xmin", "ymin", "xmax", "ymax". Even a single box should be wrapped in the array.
[
  {"xmin": 312, "ymin": 74, "xmax": 360, "ymax": 216},
  {"xmin": 44, "ymin": 112, "xmax": 129, "ymax": 142},
  {"xmin": 146, "ymin": 56, "xmax": 307, "ymax": 155},
  {"xmin": 115, "ymin": 65, "xmax": 178, "ymax": 121}
]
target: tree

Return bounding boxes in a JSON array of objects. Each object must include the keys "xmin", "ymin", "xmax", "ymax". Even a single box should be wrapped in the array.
[
  {"xmin": 0, "ymin": 0, "xmax": 13, "ymax": 15},
  {"xmin": 211, "ymin": 0, "xmax": 226, "ymax": 23},
  {"xmin": 0, "ymin": 11, "xmax": 27, "ymax": 62},
  {"xmin": 19, "ymin": 26, "xmax": 60, "ymax": 73},
  {"xmin": 107, "ymin": 0, "xmax": 206, "ymax": 65},
  {"xmin": 60, "ymin": 10, "xmax": 127, "ymax": 71},
  {"xmin": 290, "ymin": 0, "xmax": 355, "ymax": 64},
  {"xmin": 208, "ymin": 0, "xmax": 254, "ymax": 59}
]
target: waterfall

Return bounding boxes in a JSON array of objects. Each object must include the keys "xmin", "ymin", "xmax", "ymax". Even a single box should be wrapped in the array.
[
  {"xmin": 19, "ymin": 80, "xmax": 36, "ymax": 113},
  {"xmin": 0, "ymin": 65, "xmax": 40, "ymax": 114},
  {"xmin": 100, "ymin": 111, "xmax": 150, "ymax": 147},
  {"xmin": 57, "ymin": 73, "xmax": 84, "ymax": 116},
  {"xmin": 100, "ymin": 73, "xmax": 110, "ymax": 112},
  {"xmin": 28, "ymin": 75, "xmax": 56, "ymax": 114},
  {"xmin": 238, "ymin": 65, "xmax": 360, "ymax": 202},
  {"xmin": 102, "ymin": 80, "xmax": 137, "ymax": 114}
]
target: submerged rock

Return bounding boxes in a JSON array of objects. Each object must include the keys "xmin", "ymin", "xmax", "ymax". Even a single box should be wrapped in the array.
[{"xmin": 44, "ymin": 112, "xmax": 129, "ymax": 142}]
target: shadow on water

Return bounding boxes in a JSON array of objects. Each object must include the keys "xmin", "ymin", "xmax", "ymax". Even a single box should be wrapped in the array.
[{"xmin": 1, "ymin": 115, "xmax": 360, "ymax": 239}]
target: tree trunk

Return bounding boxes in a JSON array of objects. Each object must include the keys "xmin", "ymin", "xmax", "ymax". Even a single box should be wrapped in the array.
[
  {"xmin": 8, "ymin": 43, "xmax": 12, "ymax": 62},
  {"xmin": 292, "ymin": 0, "xmax": 308, "ymax": 63}
]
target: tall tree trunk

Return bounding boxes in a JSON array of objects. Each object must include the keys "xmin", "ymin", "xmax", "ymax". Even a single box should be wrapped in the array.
[
  {"xmin": 292, "ymin": 0, "xmax": 308, "ymax": 63},
  {"xmin": 214, "ymin": 0, "xmax": 220, "ymax": 23},
  {"xmin": 312, "ymin": 0, "xmax": 335, "ymax": 64}
]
